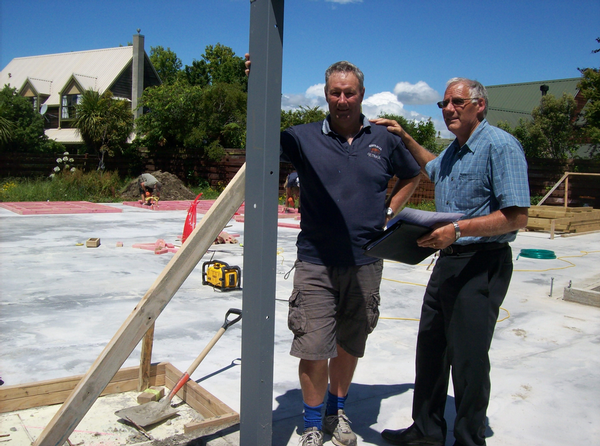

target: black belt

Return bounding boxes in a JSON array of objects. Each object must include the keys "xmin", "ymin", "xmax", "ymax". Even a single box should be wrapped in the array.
[{"xmin": 441, "ymin": 242, "xmax": 508, "ymax": 255}]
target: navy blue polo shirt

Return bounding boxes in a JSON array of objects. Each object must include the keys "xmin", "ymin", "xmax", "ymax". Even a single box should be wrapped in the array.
[{"xmin": 281, "ymin": 115, "xmax": 420, "ymax": 266}]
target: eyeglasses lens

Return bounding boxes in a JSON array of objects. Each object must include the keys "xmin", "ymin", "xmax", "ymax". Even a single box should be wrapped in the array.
[{"xmin": 437, "ymin": 98, "xmax": 470, "ymax": 109}]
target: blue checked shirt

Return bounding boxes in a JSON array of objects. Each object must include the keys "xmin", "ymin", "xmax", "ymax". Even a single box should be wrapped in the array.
[{"xmin": 426, "ymin": 119, "xmax": 530, "ymax": 245}]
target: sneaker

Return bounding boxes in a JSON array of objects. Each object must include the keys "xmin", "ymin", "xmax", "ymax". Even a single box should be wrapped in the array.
[
  {"xmin": 323, "ymin": 409, "xmax": 357, "ymax": 446},
  {"xmin": 299, "ymin": 427, "xmax": 323, "ymax": 446}
]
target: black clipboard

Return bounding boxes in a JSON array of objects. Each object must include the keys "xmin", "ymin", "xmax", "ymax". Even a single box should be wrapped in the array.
[{"xmin": 363, "ymin": 220, "xmax": 436, "ymax": 265}]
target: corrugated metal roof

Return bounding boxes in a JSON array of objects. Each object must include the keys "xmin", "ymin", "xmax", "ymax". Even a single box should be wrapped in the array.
[
  {"xmin": 486, "ymin": 78, "xmax": 581, "ymax": 128},
  {"xmin": 0, "ymin": 47, "xmax": 134, "ymax": 106}
]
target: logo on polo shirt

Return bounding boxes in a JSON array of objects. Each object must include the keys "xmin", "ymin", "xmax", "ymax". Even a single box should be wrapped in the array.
[{"xmin": 367, "ymin": 144, "xmax": 382, "ymax": 160}]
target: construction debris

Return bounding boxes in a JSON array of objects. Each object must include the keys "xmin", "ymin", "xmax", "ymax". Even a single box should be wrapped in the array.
[{"xmin": 85, "ymin": 237, "xmax": 101, "ymax": 248}]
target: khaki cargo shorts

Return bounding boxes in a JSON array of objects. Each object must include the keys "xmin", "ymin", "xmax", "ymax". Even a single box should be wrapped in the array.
[{"xmin": 288, "ymin": 259, "xmax": 383, "ymax": 360}]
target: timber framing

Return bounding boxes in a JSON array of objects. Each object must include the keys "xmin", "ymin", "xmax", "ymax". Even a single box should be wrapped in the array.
[{"xmin": 0, "ymin": 363, "xmax": 239, "ymax": 437}]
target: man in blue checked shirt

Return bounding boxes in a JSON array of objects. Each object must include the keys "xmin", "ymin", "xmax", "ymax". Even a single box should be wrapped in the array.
[{"xmin": 373, "ymin": 77, "xmax": 529, "ymax": 446}]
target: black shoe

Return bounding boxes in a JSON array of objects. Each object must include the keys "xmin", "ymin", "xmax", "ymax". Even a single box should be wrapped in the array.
[{"xmin": 381, "ymin": 424, "xmax": 443, "ymax": 446}]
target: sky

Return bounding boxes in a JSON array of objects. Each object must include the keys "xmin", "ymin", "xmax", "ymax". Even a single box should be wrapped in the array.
[{"xmin": 1, "ymin": 0, "xmax": 599, "ymax": 137}]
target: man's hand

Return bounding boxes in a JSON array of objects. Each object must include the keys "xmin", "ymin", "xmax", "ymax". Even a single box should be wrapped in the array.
[
  {"xmin": 370, "ymin": 118, "xmax": 406, "ymax": 139},
  {"xmin": 416, "ymin": 222, "xmax": 456, "ymax": 251},
  {"xmin": 244, "ymin": 53, "xmax": 251, "ymax": 77}
]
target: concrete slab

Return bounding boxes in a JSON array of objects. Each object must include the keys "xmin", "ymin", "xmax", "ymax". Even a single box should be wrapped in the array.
[{"xmin": 0, "ymin": 203, "xmax": 599, "ymax": 445}]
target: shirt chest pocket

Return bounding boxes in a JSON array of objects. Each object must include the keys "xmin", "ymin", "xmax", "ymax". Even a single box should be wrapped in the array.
[{"xmin": 455, "ymin": 172, "xmax": 488, "ymax": 207}]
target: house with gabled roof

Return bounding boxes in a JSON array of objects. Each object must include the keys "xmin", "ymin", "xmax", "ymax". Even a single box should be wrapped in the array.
[{"xmin": 0, "ymin": 33, "xmax": 161, "ymax": 146}]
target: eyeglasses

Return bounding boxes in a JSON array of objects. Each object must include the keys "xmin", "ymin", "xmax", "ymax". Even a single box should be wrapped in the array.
[{"xmin": 437, "ymin": 97, "xmax": 479, "ymax": 109}]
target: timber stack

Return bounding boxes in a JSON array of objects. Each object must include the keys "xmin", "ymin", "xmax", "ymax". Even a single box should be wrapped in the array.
[{"xmin": 526, "ymin": 205, "xmax": 600, "ymax": 234}]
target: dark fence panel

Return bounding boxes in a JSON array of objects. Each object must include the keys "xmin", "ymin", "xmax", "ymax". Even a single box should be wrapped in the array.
[{"xmin": 2, "ymin": 151, "xmax": 599, "ymax": 207}]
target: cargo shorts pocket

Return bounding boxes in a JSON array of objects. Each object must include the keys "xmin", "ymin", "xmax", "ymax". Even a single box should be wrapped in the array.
[
  {"xmin": 288, "ymin": 289, "xmax": 307, "ymax": 335},
  {"xmin": 366, "ymin": 292, "xmax": 381, "ymax": 334}
]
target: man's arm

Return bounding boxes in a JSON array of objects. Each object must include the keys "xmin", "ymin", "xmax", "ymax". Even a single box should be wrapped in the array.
[
  {"xmin": 385, "ymin": 174, "xmax": 420, "ymax": 224},
  {"xmin": 371, "ymin": 118, "xmax": 436, "ymax": 175},
  {"xmin": 417, "ymin": 206, "xmax": 529, "ymax": 250}
]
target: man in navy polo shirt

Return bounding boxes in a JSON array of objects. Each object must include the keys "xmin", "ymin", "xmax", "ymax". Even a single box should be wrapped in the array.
[{"xmin": 278, "ymin": 61, "xmax": 421, "ymax": 446}]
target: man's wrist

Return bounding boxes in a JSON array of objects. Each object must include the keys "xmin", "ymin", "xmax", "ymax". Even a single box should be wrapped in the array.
[{"xmin": 452, "ymin": 221, "xmax": 461, "ymax": 241}]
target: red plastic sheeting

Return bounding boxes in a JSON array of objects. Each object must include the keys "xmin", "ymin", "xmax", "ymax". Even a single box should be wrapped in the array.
[{"xmin": 0, "ymin": 201, "xmax": 122, "ymax": 215}]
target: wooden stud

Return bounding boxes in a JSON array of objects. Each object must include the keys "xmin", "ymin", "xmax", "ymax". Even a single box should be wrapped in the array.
[{"xmin": 138, "ymin": 323, "xmax": 155, "ymax": 391}]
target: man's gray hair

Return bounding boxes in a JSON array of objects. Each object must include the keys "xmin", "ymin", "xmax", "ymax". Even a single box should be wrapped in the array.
[
  {"xmin": 447, "ymin": 77, "xmax": 488, "ymax": 117},
  {"xmin": 325, "ymin": 61, "xmax": 365, "ymax": 91}
]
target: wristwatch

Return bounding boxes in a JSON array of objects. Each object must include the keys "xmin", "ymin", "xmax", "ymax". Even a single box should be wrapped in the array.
[
  {"xmin": 386, "ymin": 207, "xmax": 394, "ymax": 218},
  {"xmin": 452, "ymin": 221, "xmax": 461, "ymax": 241}
]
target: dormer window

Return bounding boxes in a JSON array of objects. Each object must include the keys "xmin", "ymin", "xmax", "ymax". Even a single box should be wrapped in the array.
[{"xmin": 61, "ymin": 93, "xmax": 81, "ymax": 119}]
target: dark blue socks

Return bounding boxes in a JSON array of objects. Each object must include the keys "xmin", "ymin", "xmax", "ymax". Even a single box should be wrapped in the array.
[
  {"xmin": 303, "ymin": 391, "xmax": 348, "ymax": 430},
  {"xmin": 303, "ymin": 402, "xmax": 323, "ymax": 430},
  {"xmin": 326, "ymin": 391, "xmax": 347, "ymax": 416}
]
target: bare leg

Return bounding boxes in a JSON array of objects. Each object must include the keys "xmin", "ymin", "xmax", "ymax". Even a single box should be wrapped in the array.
[
  {"xmin": 299, "ymin": 358, "xmax": 329, "ymax": 406},
  {"xmin": 328, "ymin": 344, "xmax": 358, "ymax": 397}
]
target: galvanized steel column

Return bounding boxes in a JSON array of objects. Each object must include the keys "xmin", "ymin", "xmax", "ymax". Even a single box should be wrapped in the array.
[{"xmin": 241, "ymin": 0, "xmax": 284, "ymax": 445}]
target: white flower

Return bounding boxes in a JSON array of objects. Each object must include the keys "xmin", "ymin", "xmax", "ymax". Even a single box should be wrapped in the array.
[
  {"xmin": 70, "ymin": 167, "xmax": 76, "ymax": 172},
  {"xmin": 64, "ymin": 165, "xmax": 70, "ymax": 170},
  {"xmin": 53, "ymin": 166, "xmax": 60, "ymax": 172},
  {"xmin": 69, "ymin": 158, "xmax": 74, "ymax": 163},
  {"xmin": 49, "ymin": 173, "xmax": 55, "ymax": 178},
  {"xmin": 56, "ymin": 158, "xmax": 62, "ymax": 163},
  {"xmin": 62, "ymin": 156, "xmax": 69, "ymax": 162},
  {"xmin": 63, "ymin": 151, "xmax": 69, "ymax": 155}
]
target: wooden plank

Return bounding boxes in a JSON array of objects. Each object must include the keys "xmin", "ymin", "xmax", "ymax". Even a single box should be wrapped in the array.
[
  {"xmin": 563, "ymin": 287, "xmax": 600, "ymax": 308},
  {"xmin": 0, "ymin": 364, "xmax": 165, "ymax": 414},
  {"xmin": 537, "ymin": 172, "xmax": 568, "ymax": 206},
  {"xmin": 184, "ymin": 412, "xmax": 239, "ymax": 434},
  {"xmin": 526, "ymin": 217, "xmax": 570, "ymax": 231},
  {"xmin": 33, "ymin": 164, "xmax": 247, "ymax": 446},
  {"xmin": 163, "ymin": 363, "xmax": 236, "ymax": 420}
]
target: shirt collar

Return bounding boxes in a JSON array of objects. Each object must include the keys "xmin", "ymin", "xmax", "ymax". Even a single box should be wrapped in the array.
[
  {"xmin": 450, "ymin": 119, "xmax": 488, "ymax": 153},
  {"xmin": 322, "ymin": 114, "xmax": 371, "ymax": 135}
]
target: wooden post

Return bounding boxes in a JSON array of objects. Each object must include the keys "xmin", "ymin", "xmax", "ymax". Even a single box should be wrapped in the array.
[
  {"xmin": 137, "ymin": 323, "xmax": 155, "ymax": 391},
  {"xmin": 564, "ymin": 174, "xmax": 569, "ymax": 208},
  {"xmin": 33, "ymin": 164, "xmax": 246, "ymax": 446}
]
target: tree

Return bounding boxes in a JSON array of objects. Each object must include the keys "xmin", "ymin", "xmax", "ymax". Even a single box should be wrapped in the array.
[
  {"xmin": 0, "ymin": 85, "xmax": 64, "ymax": 153},
  {"xmin": 280, "ymin": 106, "xmax": 326, "ymax": 131},
  {"xmin": 134, "ymin": 80, "xmax": 247, "ymax": 161},
  {"xmin": 500, "ymin": 93, "xmax": 580, "ymax": 159},
  {"xmin": 150, "ymin": 46, "xmax": 183, "ymax": 85},
  {"xmin": 377, "ymin": 113, "xmax": 441, "ymax": 154},
  {"xmin": 186, "ymin": 82, "xmax": 247, "ymax": 160},
  {"xmin": 0, "ymin": 107, "xmax": 15, "ymax": 147},
  {"xmin": 74, "ymin": 89, "xmax": 134, "ymax": 168},
  {"xmin": 182, "ymin": 44, "xmax": 248, "ymax": 91},
  {"xmin": 578, "ymin": 66, "xmax": 600, "ymax": 157}
]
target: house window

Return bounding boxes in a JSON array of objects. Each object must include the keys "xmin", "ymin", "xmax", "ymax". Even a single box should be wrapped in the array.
[
  {"xmin": 61, "ymin": 94, "xmax": 81, "ymax": 119},
  {"xmin": 30, "ymin": 96, "xmax": 38, "ymax": 112}
]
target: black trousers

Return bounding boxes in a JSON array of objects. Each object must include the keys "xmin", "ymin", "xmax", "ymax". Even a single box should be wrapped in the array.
[{"xmin": 412, "ymin": 246, "xmax": 513, "ymax": 446}]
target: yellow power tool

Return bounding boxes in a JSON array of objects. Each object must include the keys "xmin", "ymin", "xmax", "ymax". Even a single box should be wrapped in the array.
[{"xmin": 202, "ymin": 261, "xmax": 241, "ymax": 291}]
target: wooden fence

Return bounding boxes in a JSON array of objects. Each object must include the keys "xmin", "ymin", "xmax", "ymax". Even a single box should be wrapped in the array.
[{"xmin": 1, "ymin": 151, "xmax": 599, "ymax": 207}]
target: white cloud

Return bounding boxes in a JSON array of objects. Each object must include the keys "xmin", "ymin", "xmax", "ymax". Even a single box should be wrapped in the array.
[
  {"xmin": 393, "ymin": 81, "xmax": 441, "ymax": 105},
  {"xmin": 280, "ymin": 83, "xmax": 453, "ymax": 139},
  {"xmin": 281, "ymin": 83, "xmax": 326, "ymax": 111}
]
